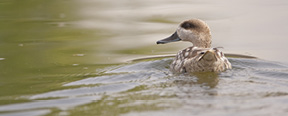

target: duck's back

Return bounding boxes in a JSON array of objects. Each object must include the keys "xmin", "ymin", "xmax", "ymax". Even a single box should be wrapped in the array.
[
  {"xmin": 170, "ymin": 46, "xmax": 232, "ymax": 73},
  {"xmin": 170, "ymin": 46, "xmax": 200, "ymax": 73}
]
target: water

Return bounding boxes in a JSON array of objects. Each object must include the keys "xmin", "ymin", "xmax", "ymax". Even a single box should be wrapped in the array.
[
  {"xmin": 1, "ymin": 0, "xmax": 288, "ymax": 116},
  {"xmin": 1, "ymin": 58, "xmax": 288, "ymax": 116}
]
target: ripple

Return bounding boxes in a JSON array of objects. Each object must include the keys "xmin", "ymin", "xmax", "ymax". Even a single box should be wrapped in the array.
[{"xmin": 2, "ymin": 57, "xmax": 288, "ymax": 116}]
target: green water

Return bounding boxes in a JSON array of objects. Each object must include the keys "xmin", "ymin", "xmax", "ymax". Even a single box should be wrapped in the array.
[
  {"xmin": 1, "ymin": 0, "xmax": 288, "ymax": 116},
  {"xmin": 0, "ymin": 0, "xmax": 177, "ymax": 101},
  {"xmin": 0, "ymin": 0, "xmax": 91, "ymax": 99}
]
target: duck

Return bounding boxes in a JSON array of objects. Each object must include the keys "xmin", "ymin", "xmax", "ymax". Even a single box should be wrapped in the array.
[{"xmin": 157, "ymin": 19, "xmax": 231, "ymax": 73}]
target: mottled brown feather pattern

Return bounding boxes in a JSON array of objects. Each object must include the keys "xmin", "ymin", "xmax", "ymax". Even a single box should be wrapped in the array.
[
  {"xmin": 159, "ymin": 19, "xmax": 232, "ymax": 73},
  {"xmin": 170, "ymin": 47, "xmax": 231, "ymax": 73}
]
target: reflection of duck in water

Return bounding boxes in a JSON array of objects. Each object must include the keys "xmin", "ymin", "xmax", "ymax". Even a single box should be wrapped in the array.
[{"xmin": 157, "ymin": 19, "xmax": 231, "ymax": 73}]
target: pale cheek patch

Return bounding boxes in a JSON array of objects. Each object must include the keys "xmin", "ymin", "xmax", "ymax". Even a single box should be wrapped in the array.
[{"xmin": 177, "ymin": 27, "xmax": 194, "ymax": 41}]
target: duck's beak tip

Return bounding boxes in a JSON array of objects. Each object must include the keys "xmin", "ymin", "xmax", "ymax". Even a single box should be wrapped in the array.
[
  {"xmin": 156, "ymin": 31, "xmax": 181, "ymax": 45},
  {"xmin": 156, "ymin": 40, "xmax": 166, "ymax": 44}
]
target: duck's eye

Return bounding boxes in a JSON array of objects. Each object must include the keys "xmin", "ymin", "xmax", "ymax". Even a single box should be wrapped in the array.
[{"xmin": 200, "ymin": 52, "xmax": 205, "ymax": 55}]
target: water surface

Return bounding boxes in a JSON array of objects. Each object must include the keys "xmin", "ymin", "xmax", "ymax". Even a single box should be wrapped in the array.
[{"xmin": 1, "ymin": 0, "xmax": 288, "ymax": 116}]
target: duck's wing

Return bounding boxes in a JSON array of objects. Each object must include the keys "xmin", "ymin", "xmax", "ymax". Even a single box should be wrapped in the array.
[
  {"xmin": 213, "ymin": 48, "xmax": 232, "ymax": 69},
  {"xmin": 170, "ymin": 46, "xmax": 207, "ymax": 73}
]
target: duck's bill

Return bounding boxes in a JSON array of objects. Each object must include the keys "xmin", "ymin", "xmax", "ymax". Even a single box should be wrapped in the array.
[{"xmin": 156, "ymin": 31, "xmax": 181, "ymax": 44}]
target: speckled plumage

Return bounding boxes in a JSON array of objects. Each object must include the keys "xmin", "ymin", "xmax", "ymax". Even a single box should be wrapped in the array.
[
  {"xmin": 170, "ymin": 47, "xmax": 231, "ymax": 73},
  {"xmin": 157, "ymin": 19, "xmax": 232, "ymax": 73}
]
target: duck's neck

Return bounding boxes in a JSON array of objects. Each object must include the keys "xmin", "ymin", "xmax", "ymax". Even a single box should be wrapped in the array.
[{"xmin": 192, "ymin": 33, "xmax": 211, "ymax": 48}]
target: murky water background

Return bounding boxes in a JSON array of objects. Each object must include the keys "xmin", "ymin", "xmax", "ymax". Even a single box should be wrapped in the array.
[{"xmin": 1, "ymin": 0, "xmax": 288, "ymax": 116}]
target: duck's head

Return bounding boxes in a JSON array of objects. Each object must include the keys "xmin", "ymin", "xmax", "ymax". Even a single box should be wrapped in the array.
[{"xmin": 157, "ymin": 19, "xmax": 211, "ymax": 48}]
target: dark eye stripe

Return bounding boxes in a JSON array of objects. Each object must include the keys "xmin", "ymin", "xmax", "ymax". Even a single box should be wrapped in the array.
[{"xmin": 181, "ymin": 21, "xmax": 197, "ymax": 29}]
